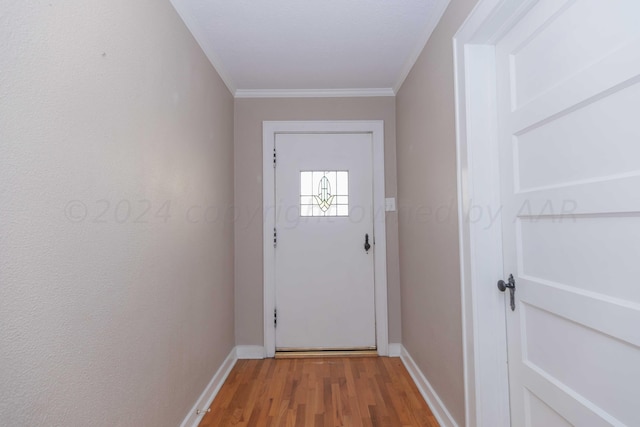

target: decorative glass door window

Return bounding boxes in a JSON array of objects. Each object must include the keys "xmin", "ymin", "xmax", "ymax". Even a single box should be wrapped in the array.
[{"xmin": 300, "ymin": 171, "xmax": 349, "ymax": 216}]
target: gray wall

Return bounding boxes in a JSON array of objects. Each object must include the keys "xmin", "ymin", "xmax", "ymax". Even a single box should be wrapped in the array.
[
  {"xmin": 396, "ymin": 0, "xmax": 479, "ymax": 425},
  {"xmin": 0, "ymin": 1, "xmax": 235, "ymax": 425},
  {"xmin": 234, "ymin": 97, "xmax": 401, "ymax": 346}
]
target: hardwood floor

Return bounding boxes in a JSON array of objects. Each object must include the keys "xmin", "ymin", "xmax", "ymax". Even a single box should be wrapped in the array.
[{"xmin": 199, "ymin": 357, "xmax": 439, "ymax": 427}]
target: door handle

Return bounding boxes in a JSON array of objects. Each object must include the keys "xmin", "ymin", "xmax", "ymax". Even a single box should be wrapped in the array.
[
  {"xmin": 364, "ymin": 234, "xmax": 371, "ymax": 254},
  {"xmin": 497, "ymin": 274, "xmax": 516, "ymax": 311}
]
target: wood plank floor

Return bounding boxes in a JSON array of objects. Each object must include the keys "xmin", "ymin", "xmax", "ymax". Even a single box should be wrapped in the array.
[{"xmin": 198, "ymin": 357, "xmax": 439, "ymax": 427}]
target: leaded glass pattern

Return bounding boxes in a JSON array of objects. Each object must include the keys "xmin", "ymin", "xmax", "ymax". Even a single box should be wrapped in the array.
[{"xmin": 300, "ymin": 171, "xmax": 349, "ymax": 217}]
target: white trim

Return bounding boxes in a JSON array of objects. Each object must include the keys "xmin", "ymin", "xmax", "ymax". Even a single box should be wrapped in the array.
[
  {"xmin": 235, "ymin": 88, "xmax": 395, "ymax": 98},
  {"xmin": 171, "ymin": 0, "xmax": 451, "ymax": 97},
  {"xmin": 392, "ymin": 0, "xmax": 451, "ymax": 93},
  {"xmin": 263, "ymin": 120, "xmax": 389, "ymax": 358},
  {"xmin": 236, "ymin": 345, "xmax": 267, "ymax": 360},
  {"xmin": 453, "ymin": 1, "xmax": 535, "ymax": 426},
  {"xmin": 180, "ymin": 347, "xmax": 237, "ymax": 427},
  {"xmin": 388, "ymin": 343, "xmax": 402, "ymax": 357},
  {"xmin": 400, "ymin": 346, "xmax": 459, "ymax": 427},
  {"xmin": 169, "ymin": 0, "xmax": 236, "ymax": 95}
]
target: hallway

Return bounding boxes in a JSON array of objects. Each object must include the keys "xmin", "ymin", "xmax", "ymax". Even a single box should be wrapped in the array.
[
  {"xmin": 199, "ymin": 357, "xmax": 438, "ymax": 427},
  {"xmin": 1, "ymin": 0, "xmax": 466, "ymax": 423}
]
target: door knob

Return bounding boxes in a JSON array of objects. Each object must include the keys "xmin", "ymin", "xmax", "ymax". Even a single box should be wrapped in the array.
[
  {"xmin": 497, "ymin": 274, "xmax": 516, "ymax": 311},
  {"xmin": 364, "ymin": 234, "xmax": 371, "ymax": 253}
]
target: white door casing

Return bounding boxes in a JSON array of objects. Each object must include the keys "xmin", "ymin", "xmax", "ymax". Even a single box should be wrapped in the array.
[
  {"xmin": 274, "ymin": 133, "xmax": 376, "ymax": 350},
  {"xmin": 263, "ymin": 121, "xmax": 388, "ymax": 358},
  {"xmin": 456, "ymin": 0, "xmax": 640, "ymax": 426}
]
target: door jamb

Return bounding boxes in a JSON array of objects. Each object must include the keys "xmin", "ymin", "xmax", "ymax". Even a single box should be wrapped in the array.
[
  {"xmin": 262, "ymin": 120, "xmax": 388, "ymax": 358},
  {"xmin": 453, "ymin": 0, "xmax": 537, "ymax": 425}
]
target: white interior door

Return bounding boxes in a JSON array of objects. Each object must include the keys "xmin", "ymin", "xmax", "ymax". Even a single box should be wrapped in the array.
[
  {"xmin": 274, "ymin": 133, "xmax": 376, "ymax": 350},
  {"xmin": 496, "ymin": 0, "xmax": 640, "ymax": 425}
]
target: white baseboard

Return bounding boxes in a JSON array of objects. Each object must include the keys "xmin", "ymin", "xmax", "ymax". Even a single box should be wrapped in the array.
[
  {"xmin": 180, "ymin": 347, "xmax": 238, "ymax": 427},
  {"xmin": 388, "ymin": 343, "xmax": 402, "ymax": 357},
  {"xmin": 236, "ymin": 345, "xmax": 266, "ymax": 359},
  {"xmin": 400, "ymin": 346, "xmax": 459, "ymax": 427}
]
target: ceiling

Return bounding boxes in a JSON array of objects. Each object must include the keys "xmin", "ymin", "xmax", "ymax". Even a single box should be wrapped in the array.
[{"xmin": 170, "ymin": 0, "xmax": 450, "ymax": 97}]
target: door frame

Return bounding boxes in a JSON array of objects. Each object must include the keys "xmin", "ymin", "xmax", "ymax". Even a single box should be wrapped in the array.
[
  {"xmin": 453, "ymin": 0, "xmax": 537, "ymax": 425},
  {"xmin": 262, "ymin": 120, "xmax": 388, "ymax": 358}
]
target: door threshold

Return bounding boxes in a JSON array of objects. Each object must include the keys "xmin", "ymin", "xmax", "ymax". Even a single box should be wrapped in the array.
[{"xmin": 275, "ymin": 349, "xmax": 378, "ymax": 359}]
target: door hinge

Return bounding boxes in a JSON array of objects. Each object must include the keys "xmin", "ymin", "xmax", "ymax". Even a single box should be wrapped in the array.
[
  {"xmin": 273, "ymin": 148, "xmax": 276, "ymax": 168},
  {"xmin": 274, "ymin": 308, "xmax": 277, "ymax": 328},
  {"xmin": 273, "ymin": 227, "xmax": 277, "ymax": 248}
]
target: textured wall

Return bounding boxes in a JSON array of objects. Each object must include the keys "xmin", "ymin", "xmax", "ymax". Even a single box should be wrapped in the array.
[
  {"xmin": 0, "ymin": 1, "xmax": 234, "ymax": 425},
  {"xmin": 233, "ymin": 97, "xmax": 401, "ymax": 347},
  {"xmin": 396, "ymin": 0, "xmax": 479, "ymax": 425}
]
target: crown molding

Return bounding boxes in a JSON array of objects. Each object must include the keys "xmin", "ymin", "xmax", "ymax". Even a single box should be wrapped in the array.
[
  {"xmin": 234, "ymin": 88, "xmax": 396, "ymax": 98},
  {"xmin": 393, "ymin": 0, "xmax": 451, "ymax": 93},
  {"xmin": 169, "ymin": 0, "xmax": 237, "ymax": 95},
  {"xmin": 172, "ymin": 0, "xmax": 449, "ymax": 98}
]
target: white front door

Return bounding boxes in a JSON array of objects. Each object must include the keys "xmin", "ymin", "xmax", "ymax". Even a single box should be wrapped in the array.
[
  {"xmin": 274, "ymin": 133, "xmax": 376, "ymax": 350},
  {"xmin": 495, "ymin": 0, "xmax": 640, "ymax": 425}
]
